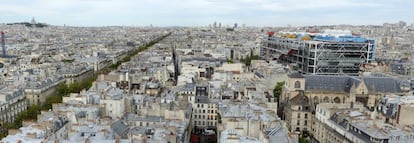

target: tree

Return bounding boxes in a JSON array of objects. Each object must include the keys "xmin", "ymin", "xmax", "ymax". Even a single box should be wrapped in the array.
[
  {"xmin": 273, "ymin": 81, "xmax": 285, "ymax": 102},
  {"xmin": 69, "ymin": 82, "xmax": 81, "ymax": 93},
  {"xmin": 42, "ymin": 95, "xmax": 62, "ymax": 110},
  {"xmin": 242, "ymin": 50, "xmax": 259, "ymax": 66},
  {"xmin": 26, "ymin": 105, "xmax": 41, "ymax": 120},
  {"xmin": 299, "ymin": 136, "xmax": 310, "ymax": 143},
  {"xmin": 12, "ymin": 105, "xmax": 41, "ymax": 128},
  {"xmin": 226, "ymin": 58, "xmax": 234, "ymax": 64},
  {"xmin": 56, "ymin": 83, "xmax": 69, "ymax": 97}
]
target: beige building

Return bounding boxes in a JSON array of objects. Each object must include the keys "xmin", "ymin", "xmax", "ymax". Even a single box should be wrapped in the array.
[
  {"xmin": 188, "ymin": 85, "xmax": 219, "ymax": 133},
  {"xmin": 217, "ymin": 102, "xmax": 294, "ymax": 143},
  {"xmin": 313, "ymin": 103, "xmax": 365, "ymax": 143},
  {"xmin": 279, "ymin": 72, "xmax": 406, "ymax": 135},
  {"xmin": 313, "ymin": 102, "xmax": 414, "ymax": 143},
  {"xmin": 377, "ymin": 94, "xmax": 414, "ymax": 127},
  {"xmin": 284, "ymin": 92, "xmax": 312, "ymax": 134},
  {"xmin": 0, "ymin": 88, "xmax": 27, "ymax": 135},
  {"xmin": 25, "ymin": 77, "xmax": 65, "ymax": 106}
]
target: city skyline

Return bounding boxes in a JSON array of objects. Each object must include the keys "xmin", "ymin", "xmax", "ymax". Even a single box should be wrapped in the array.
[{"xmin": 1, "ymin": 0, "xmax": 413, "ymax": 27}]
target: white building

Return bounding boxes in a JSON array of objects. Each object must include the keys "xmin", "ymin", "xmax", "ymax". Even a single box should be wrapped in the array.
[{"xmin": 100, "ymin": 89, "xmax": 125, "ymax": 119}]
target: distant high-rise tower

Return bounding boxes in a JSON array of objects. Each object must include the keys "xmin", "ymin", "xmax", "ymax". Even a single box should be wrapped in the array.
[
  {"xmin": 213, "ymin": 22, "xmax": 217, "ymax": 28},
  {"xmin": 1, "ymin": 31, "xmax": 6, "ymax": 57},
  {"xmin": 172, "ymin": 43, "xmax": 180, "ymax": 85},
  {"xmin": 218, "ymin": 22, "xmax": 222, "ymax": 28},
  {"xmin": 234, "ymin": 23, "xmax": 238, "ymax": 29}
]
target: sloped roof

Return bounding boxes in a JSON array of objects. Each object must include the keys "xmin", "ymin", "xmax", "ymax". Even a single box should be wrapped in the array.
[
  {"xmin": 363, "ymin": 77, "xmax": 402, "ymax": 93},
  {"xmin": 111, "ymin": 120, "xmax": 129, "ymax": 137},
  {"xmin": 305, "ymin": 75, "xmax": 352, "ymax": 93},
  {"xmin": 290, "ymin": 92, "xmax": 310, "ymax": 105},
  {"xmin": 288, "ymin": 72, "xmax": 304, "ymax": 78},
  {"xmin": 304, "ymin": 75, "xmax": 403, "ymax": 94}
]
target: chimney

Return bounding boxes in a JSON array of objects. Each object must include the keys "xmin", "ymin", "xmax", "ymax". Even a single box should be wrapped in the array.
[
  {"xmin": 126, "ymin": 72, "xmax": 129, "ymax": 81},
  {"xmin": 1, "ymin": 31, "xmax": 5, "ymax": 57}
]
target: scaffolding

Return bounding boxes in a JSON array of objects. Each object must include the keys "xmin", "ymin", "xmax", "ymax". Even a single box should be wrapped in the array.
[{"xmin": 260, "ymin": 32, "xmax": 375, "ymax": 76}]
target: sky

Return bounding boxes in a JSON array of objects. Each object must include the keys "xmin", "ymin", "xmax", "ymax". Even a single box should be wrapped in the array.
[{"xmin": 0, "ymin": 0, "xmax": 413, "ymax": 27}]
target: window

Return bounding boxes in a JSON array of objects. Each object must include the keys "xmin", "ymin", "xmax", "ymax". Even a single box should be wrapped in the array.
[
  {"xmin": 297, "ymin": 120, "xmax": 300, "ymax": 125},
  {"xmin": 294, "ymin": 81, "xmax": 301, "ymax": 88},
  {"xmin": 305, "ymin": 113, "xmax": 308, "ymax": 119},
  {"xmin": 203, "ymin": 110, "xmax": 205, "ymax": 113},
  {"xmin": 297, "ymin": 113, "xmax": 301, "ymax": 118},
  {"xmin": 334, "ymin": 97, "xmax": 341, "ymax": 103},
  {"xmin": 304, "ymin": 120, "xmax": 308, "ymax": 126},
  {"xmin": 323, "ymin": 96, "xmax": 329, "ymax": 102}
]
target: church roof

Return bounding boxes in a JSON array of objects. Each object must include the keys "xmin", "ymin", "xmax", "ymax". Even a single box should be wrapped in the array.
[{"xmin": 303, "ymin": 75, "xmax": 403, "ymax": 94}]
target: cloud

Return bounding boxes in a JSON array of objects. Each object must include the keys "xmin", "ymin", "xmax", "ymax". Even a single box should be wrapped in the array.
[{"xmin": 0, "ymin": 0, "xmax": 411, "ymax": 26}]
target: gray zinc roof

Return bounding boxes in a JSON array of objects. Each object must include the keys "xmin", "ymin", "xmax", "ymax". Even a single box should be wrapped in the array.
[
  {"xmin": 303, "ymin": 75, "xmax": 403, "ymax": 94},
  {"xmin": 305, "ymin": 75, "xmax": 352, "ymax": 93},
  {"xmin": 111, "ymin": 120, "xmax": 129, "ymax": 137},
  {"xmin": 363, "ymin": 77, "xmax": 403, "ymax": 93}
]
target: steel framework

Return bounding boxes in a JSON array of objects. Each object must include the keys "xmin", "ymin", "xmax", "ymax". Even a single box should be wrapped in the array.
[{"xmin": 260, "ymin": 35, "xmax": 375, "ymax": 75}]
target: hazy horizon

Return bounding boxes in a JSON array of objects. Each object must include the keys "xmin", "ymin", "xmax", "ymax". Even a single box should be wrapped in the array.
[{"xmin": 2, "ymin": 0, "xmax": 413, "ymax": 27}]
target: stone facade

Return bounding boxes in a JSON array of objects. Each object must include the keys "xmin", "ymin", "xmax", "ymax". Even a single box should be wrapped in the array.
[{"xmin": 279, "ymin": 72, "xmax": 406, "ymax": 136}]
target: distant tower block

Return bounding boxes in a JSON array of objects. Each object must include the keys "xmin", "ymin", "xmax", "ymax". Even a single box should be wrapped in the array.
[{"xmin": 1, "ymin": 31, "xmax": 5, "ymax": 57}]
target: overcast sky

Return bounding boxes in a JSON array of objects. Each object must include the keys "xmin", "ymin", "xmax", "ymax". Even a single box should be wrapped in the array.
[{"xmin": 1, "ymin": 0, "xmax": 413, "ymax": 27}]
